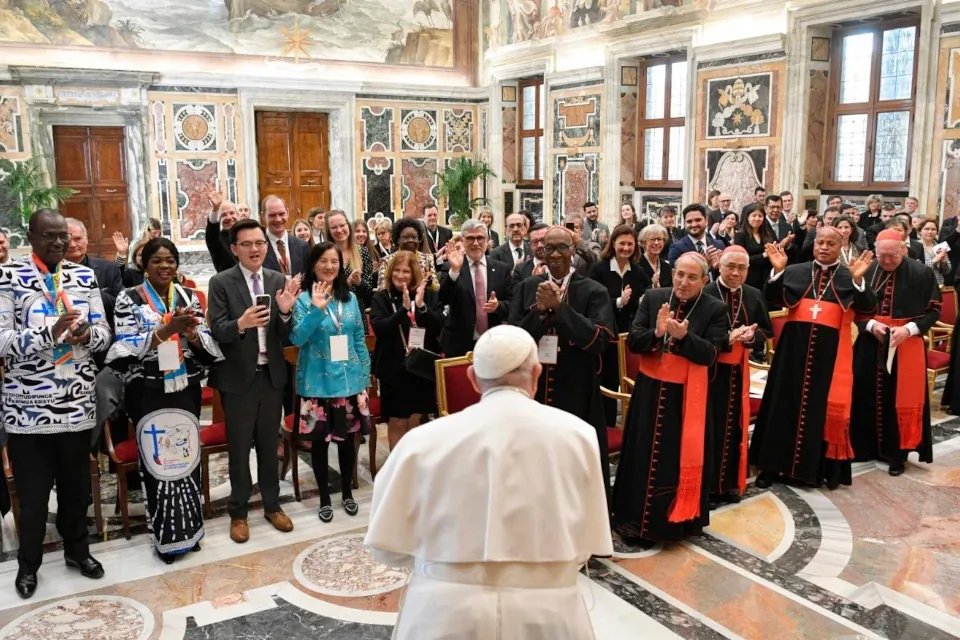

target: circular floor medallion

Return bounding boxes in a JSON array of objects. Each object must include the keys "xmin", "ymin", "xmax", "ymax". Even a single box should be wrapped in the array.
[
  {"xmin": 293, "ymin": 533, "xmax": 409, "ymax": 597},
  {"xmin": 0, "ymin": 595, "xmax": 154, "ymax": 640}
]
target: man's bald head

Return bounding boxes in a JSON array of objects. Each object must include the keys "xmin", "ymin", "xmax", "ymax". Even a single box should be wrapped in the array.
[
  {"xmin": 543, "ymin": 227, "xmax": 576, "ymax": 280},
  {"xmin": 545, "ymin": 226, "xmax": 575, "ymax": 244}
]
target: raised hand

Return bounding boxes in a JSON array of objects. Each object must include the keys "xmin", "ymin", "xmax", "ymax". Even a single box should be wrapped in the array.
[
  {"xmin": 849, "ymin": 250, "xmax": 873, "ymax": 282},
  {"xmin": 537, "ymin": 282, "xmax": 562, "ymax": 311},
  {"xmin": 414, "ymin": 279, "xmax": 427, "ymax": 308},
  {"xmin": 51, "ymin": 310, "xmax": 82, "ymax": 342},
  {"xmin": 655, "ymin": 303, "xmax": 670, "ymax": 338},
  {"xmin": 311, "ymin": 281, "xmax": 333, "ymax": 312},
  {"xmin": 206, "ymin": 188, "xmax": 223, "ymax": 211},
  {"xmin": 620, "ymin": 285, "xmax": 632, "ymax": 307},
  {"xmin": 779, "ymin": 232, "xmax": 795, "ymax": 248},
  {"xmin": 447, "ymin": 247, "xmax": 465, "ymax": 273},
  {"xmin": 112, "ymin": 231, "xmax": 129, "ymax": 256},
  {"xmin": 347, "ymin": 268, "xmax": 362, "ymax": 287},
  {"xmin": 482, "ymin": 291, "xmax": 499, "ymax": 313},
  {"xmin": 401, "ymin": 285, "xmax": 412, "ymax": 311},
  {"xmin": 934, "ymin": 248, "xmax": 948, "ymax": 264},
  {"xmin": 666, "ymin": 317, "xmax": 689, "ymax": 340},
  {"xmin": 276, "ymin": 277, "xmax": 300, "ymax": 314},
  {"xmin": 765, "ymin": 243, "xmax": 788, "ymax": 273},
  {"xmin": 705, "ymin": 245, "xmax": 720, "ymax": 269}
]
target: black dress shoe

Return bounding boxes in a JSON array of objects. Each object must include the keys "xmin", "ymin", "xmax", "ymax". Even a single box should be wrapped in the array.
[
  {"xmin": 888, "ymin": 464, "xmax": 906, "ymax": 477},
  {"xmin": 14, "ymin": 571, "xmax": 37, "ymax": 599},
  {"xmin": 755, "ymin": 471, "xmax": 776, "ymax": 488},
  {"xmin": 65, "ymin": 555, "xmax": 104, "ymax": 579},
  {"xmin": 720, "ymin": 492, "xmax": 742, "ymax": 504}
]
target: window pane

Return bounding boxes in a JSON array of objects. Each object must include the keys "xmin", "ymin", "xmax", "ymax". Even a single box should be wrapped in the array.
[
  {"xmin": 873, "ymin": 111, "xmax": 910, "ymax": 182},
  {"xmin": 522, "ymin": 137, "xmax": 536, "ymax": 181},
  {"xmin": 539, "ymin": 86, "xmax": 546, "ymax": 129},
  {"xmin": 840, "ymin": 32, "xmax": 874, "ymax": 104},
  {"xmin": 835, "ymin": 114, "xmax": 869, "ymax": 182},
  {"xmin": 668, "ymin": 126, "xmax": 685, "ymax": 181},
  {"xmin": 643, "ymin": 127, "xmax": 664, "ymax": 181},
  {"xmin": 538, "ymin": 136, "xmax": 544, "ymax": 182},
  {"xmin": 645, "ymin": 65, "xmax": 666, "ymax": 119},
  {"xmin": 670, "ymin": 61, "xmax": 688, "ymax": 118},
  {"xmin": 879, "ymin": 27, "xmax": 916, "ymax": 101},
  {"xmin": 522, "ymin": 85, "xmax": 536, "ymax": 131}
]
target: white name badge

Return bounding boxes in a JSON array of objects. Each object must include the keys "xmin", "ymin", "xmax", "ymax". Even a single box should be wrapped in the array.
[
  {"xmin": 157, "ymin": 340, "xmax": 181, "ymax": 371},
  {"xmin": 933, "ymin": 241, "xmax": 952, "ymax": 254},
  {"xmin": 408, "ymin": 327, "xmax": 426, "ymax": 350},
  {"xmin": 330, "ymin": 334, "xmax": 349, "ymax": 362},
  {"xmin": 538, "ymin": 335, "xmax": 559, "ymax": 364}
]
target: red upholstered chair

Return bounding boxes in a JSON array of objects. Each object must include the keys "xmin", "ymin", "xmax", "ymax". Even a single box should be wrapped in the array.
[
  {"xmin": 200, "ymin": 389, "xmax": 230, "ymax": 518},
  {"xmin": 939, "ymin": 286, "xmax": 957, "ymax": 329},
  {"xmin": 194, "ymin": 289, "xmax": 207, "ymax": 313},
  {"xmin": 103, "ymin": 418, "xmax": 139, "ymax": 539},
  {"xmin": 435, "ymin": 352, "xmax": 480, "ymax": 416},
  {"xmin": 181, "ymin": 277, "xmax": 198, "ymax": 289},
  {"xmin": 926, "ymin": 331, "xmax": 952, "ymax": 401}
]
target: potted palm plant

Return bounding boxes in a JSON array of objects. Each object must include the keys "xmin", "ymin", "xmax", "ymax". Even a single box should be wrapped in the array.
[
  {"xmin": 437, "ymin": 156, "xmax": 496, "ymax": 231},
  {"xmin": 0, "ymin": 157, "xmax": 76, "ymax": 223}
]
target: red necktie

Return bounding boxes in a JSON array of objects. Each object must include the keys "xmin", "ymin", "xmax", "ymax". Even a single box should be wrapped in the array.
[
  {"xmin": 276, "ymin": 239, "xmax": 289, "ymax": 276},
  {"xmin": 474, "ymin": 261, "xmax": 488, "ymax": 335}
]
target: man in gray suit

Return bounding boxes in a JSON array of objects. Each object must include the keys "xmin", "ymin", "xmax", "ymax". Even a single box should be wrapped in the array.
[
  {"xmin": 582, "ymin": 201, "xmax": 609, "ymax": 246},
  {"xmin": 207, "ymin": 218, "xmax": 300, "ymax": 544}
]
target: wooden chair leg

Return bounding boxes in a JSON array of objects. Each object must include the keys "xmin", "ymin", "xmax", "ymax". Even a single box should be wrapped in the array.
[
  {"xmin": 202, "ymin": 450, "xmax": 212, "ymax": 519},
  {"xmin": 118, "ymin": 465, "xmax": 130, "ymax": 540},
  {"xmin": 368, "ymin": 427, "xmax": 378, "ymax": 480},
  {"xmin": 352, "ymin": 433, "xmax": 360, "ymax": 490},
  {"xmin": 291, "ymin": 436, "xmax": 301, "ymax": 502},
  {"xmin": 90, "ymin": 460, "xmax": 103, "ymax": 536},
  {"xmin": 280, "ymin": 436, "xmax": 290, "ymax": 480},
  {"xmin": 8, "ymin": 479, "xmax": 18, "ymax": 536}
]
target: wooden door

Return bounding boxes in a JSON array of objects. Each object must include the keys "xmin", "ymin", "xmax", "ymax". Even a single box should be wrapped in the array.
[
  {"xmin": 53, "ymin": 126, "xmax": 130, "ymax": 258},
  {"xmin": 255, "ymin": 112, "xmax": 330, "ymax": 224}
]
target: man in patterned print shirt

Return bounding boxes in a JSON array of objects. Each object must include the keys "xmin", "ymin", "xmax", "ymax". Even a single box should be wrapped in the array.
[{"xmin": 0, "ymin": 209, "xmax": 112, "ymax": 599}]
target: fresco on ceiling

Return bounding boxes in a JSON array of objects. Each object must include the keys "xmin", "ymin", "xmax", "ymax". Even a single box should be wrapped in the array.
[
  {"xmin": 483, "ymin": 0, "xmax": 690, "ymax": 50},
  {"xmin": 0, "ymin": 0, "xmax": 457, "ymax": 66}
]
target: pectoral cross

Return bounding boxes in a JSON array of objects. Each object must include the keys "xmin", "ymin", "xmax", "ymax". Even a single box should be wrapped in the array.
[{"xmin": 810, "ymin": 303, "xmax": 822, "ymax": 319}]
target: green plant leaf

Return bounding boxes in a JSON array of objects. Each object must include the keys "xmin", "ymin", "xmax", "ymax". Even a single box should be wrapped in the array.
[{"xmin": 0, "ymin": 156, "xmax": 76, "ymax": 222}]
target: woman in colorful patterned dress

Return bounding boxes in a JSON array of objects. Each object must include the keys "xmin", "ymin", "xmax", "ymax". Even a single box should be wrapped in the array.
[
  {"xmin": 106, "ymin": 238, "xmax": 223, "ymax": 564},
  {"xmin": 291, "ymin": 242, "xmax": 372, "ymax": 523}
]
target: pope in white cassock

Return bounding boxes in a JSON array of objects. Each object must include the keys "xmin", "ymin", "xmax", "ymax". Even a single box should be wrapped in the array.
[{"xmin": 365, "ymin": 325, "xmax": 613, "ymax": 639}]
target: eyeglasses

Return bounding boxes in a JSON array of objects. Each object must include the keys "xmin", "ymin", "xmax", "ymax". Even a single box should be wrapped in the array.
[
  {"xmin": 236, "ymin": 241, "xmax": 268, "ymax": 250},
  {"xmin": 38, "ymin": 232, "xmax": 71, "ymax": 243},
  {"xmin": 463, "ymin": 235, "xmax": 487, "ymax": 244},
  {"xmin": 506, "ymin": 222, "xmax": 524, "ymax": 229},
  {"xmin": 646, "ymin": 238, "xmax": 665, "ymax": 244},
  {"xmin": 543, "ymin": 244, "xmax": 571, "ymax": 255}
]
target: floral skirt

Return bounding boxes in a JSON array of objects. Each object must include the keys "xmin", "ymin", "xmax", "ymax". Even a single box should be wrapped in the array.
[{"xmin": 299, "ymin": 392, "xmax": 372, "ymax": 443}]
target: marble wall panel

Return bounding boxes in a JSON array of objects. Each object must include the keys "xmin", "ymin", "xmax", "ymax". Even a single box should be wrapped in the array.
[
  {"xmin": 175, "ymin": 159, "xmax": 220, "ymax": 240},
  {"xmin": 223, "ymin": 103, "xmax": 237, "ymax": 154},
  {"xmin": 443, "ymin": 108, "xmax": 473, "ymax": 153},
  {"xmin": 706, "ymin": 72, "xmax": 773, "ymax": 139},
  {"xmin": 620, "ymin": 91, "xmax": 638, "ymax": 187},
  {"xmin": 553, "ymin": 153, "xmax": 599, "ymax": 223},
  {"xmin": 553, "ymin": 94, "xmax": 601, "ymax": 149},
  {"xmin": 705, "ymin": 148, "xmax": 767, "ymax": 213},
  {"xmin": 480, "ymin": 105, "xmax": 489, "ymax": 156},
  {"xmin": 173, "ymin": 103, "xmax": 218, "ymax": 152},
  {"xmin": 156, "ymin": 159, "xmax": 172, "ymax": 234},
  {"xmin": 939, "ymin": 140, "xmax": 960, "ymax": 222},
  {"xmin": 804, "ymin": 70, "xmax": 828, "ymax": 191},
  {"xmin": 401, "ymin": 157, "xmax": 439, "ymax": 218},
  {"xmin": 400, "ymin": 109, "xmax": 438, "ymax": 152},
  {"xmin": 502, "ymin": 106, "xmax": 517, "ymax": 183},
  {"xmin": 947, "ymin": 49, "xmax": 960, "ymax": 129},
  {"xmin": 361, "ymin": 157, "xmax": 395, "ymax": 218},
  {"xmin": 360, "ymin": 106, "xmax": 394, "ymax": 153}
]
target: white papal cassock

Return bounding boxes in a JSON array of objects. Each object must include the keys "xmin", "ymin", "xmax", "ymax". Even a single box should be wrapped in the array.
[{"xmin": 365, "ymin": 386, "xmax": 613, "ymax": 640}]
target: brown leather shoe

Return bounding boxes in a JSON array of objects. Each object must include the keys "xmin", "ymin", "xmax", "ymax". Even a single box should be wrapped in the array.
[
  {"xmin": 264, "ymin": 510, "xmax": 294, "ymax": 532},
  {"xmin": 230, "ymin": 518, "xmax": 249, "ymax": 543}
]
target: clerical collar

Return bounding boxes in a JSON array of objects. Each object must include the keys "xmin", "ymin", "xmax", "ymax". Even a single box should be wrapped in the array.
[
  {"xmin": 814, "ymin": 259, "xmax": 839, "ymax": 270},
  {"xmin": 481, "ymin": 385, "xmax": 531, "ymax": 400},
  {"xmin": 718, "ymin": 276, "xmax": 740, "ymax": 292},
  {"xmin": 548, "ymin": 267, "xmax": 574, "ymax": 288}
]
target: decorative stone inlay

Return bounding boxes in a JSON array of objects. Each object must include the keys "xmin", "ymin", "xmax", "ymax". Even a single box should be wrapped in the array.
[
  {"xmin": 0, "ymin": 595, "xmax": 153, "ymax": 640},
  {"xmin": 293, "ymin": 534, "xmax": 409, "ymax": 597}
]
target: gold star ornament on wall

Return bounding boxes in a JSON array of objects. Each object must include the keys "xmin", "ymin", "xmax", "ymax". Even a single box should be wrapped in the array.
[{"xmin": 279, "ymin": 19, "xmax": 313, "ymax": 63}]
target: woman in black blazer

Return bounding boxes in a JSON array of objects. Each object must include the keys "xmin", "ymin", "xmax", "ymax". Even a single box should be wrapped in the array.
[
  {"xmin": 479, "ymin": 210, "xmax": 500, "ymax": 251},
  {"xmin": 589, "ymin": 224, "xmax": 652, "ymax": 427},
  {"xmin": 734, "ymin": 208, "xmax": 774, "ymax": 291},
  {"xmin": 370, "ymin": 250, "xmax": 445, "ymax": 451},
  {"xmin": 637, "ymin": 223, "xmax": 673, "ymax": 288}
]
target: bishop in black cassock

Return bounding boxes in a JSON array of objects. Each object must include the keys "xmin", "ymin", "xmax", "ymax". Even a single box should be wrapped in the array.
[
  {"xmin": 511, "ymin": 227, "xmax": 616, "ymax": 499},
  {"xmin": 612, "ymin": 253, "xmax": 729, "ymax": 546},
  {"xmin": 704, "ymin": 246, "xmax": 772, "ymax": 502},
  {"xmin": 750, "ymin": 229, "xmax": 876, "ymax": 490},
  {"xmin": 851, "ymin": 231, "xmax": 940, "ymax": 475}
]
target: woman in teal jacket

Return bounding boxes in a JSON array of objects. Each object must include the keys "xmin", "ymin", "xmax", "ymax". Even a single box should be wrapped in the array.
[{"xmin": 291, "ymin": 241, "xmax": 372, "ymax": 523}]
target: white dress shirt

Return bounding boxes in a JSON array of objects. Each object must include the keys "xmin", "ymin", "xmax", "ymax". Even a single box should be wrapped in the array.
[
  {"xmin": 507, "ymin": 240, "xmax": 525, "ymax": 266},
  {"xmin": 267, "ymin": 229, "xmax": 291, "ymax": 270},
  {"xmin": 449, "ymin": 257, "xmax": 488, "ymax": 339},
  {"xmin": 610, "ymin": 258, "xmax": 631, "ymax": 308},
  {"xmin": 239, "ymin": 263, "xmax": 269, "ymax": 365}
]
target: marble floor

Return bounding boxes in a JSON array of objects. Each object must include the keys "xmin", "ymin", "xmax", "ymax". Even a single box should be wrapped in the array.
[{"xmin": 0, "ymin": 376, "xmax": 959, "ymax": 639}]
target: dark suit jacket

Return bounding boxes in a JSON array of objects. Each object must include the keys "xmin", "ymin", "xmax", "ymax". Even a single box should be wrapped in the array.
[
  {"xmin": 425, "ymin": 225, "xmax": 453, "ymax": 255},
  {"xmin": 511, "ymin": 257, "xmax": 543, "ymax": 284},
  {"xmin": 637, "ymin": 255, "xmax": 672, "ymax": 288},
  {"xmin": 205, "ymin": 218, "xmax": 237, "ymax": 273},
  {"xmin": 438, "ymin": 258, "xmax": 514, "ymax": 357},
  {"xmin": 588, "ymin": 259, "xmax": 652, "ymax": 333},
  {"xmin": 82, "ymin": 254, "xmax": 123, "ymax": 323},
  {"xmin": 709, "ymin": 208, "xmax": 736, "ymax": 226},
  {"xmin": 939, "ymin": 217, "xmax": 960, "ymax": 284},
  {"xmin": 666, "ymin": 234, "xmax": 725, "ymax": 263},
  {"xmin": 264, "ymin": 233, "xmax": 310, "ymax": 278},
  {"xmin": 490, "ymin": 239, "xmax": 531, "ymax": 267},
  {"xmin": 488, "ymin": 229, "xmax": 500, "ymax": 249},
  {"xmin": 207, "ymin": 265, "xmax": 292, "ymax": 393}
]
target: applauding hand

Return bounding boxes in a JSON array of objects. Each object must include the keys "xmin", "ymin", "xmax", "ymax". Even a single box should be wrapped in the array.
[{"xmin": 655, "ymin": 303, "xmax": 670, "ymax": 338}]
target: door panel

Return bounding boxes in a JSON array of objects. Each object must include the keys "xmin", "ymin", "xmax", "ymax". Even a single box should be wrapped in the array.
[
  {"xmin": 255, "ymin": 111, "xmax": 330, "ymax": 224},
  {"xmin": 53, "ymin": 125, "xmax": 131, "ymax": 258}
]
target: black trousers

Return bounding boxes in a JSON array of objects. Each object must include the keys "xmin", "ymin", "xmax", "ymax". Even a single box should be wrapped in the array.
[
  {"xmin": 311, "ymin": 439, "xmax": 355, "ymax": 506},
  {"xmin": 9, "ymin": 430, "xmax": 91, "ymax": 574},
  {"xmin": 222, "ymin": 369, "xmax": 283, "ymax": 519}
]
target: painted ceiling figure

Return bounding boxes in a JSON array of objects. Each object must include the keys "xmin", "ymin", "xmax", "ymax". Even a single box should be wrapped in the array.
[{"xmin": 507, "ymin": 0, "xmax": 539, "ymax": 43}]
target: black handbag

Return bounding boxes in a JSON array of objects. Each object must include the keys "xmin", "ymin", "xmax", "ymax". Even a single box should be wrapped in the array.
[{"xmin": 404, "ymin": 346, "xmax": 440, "ymax": 381}]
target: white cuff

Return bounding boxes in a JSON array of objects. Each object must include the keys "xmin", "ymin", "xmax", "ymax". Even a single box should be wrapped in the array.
[
  {"xmin": 907, "ymin": 322, "xmax": 920, "ymax": 337},
  {"xmin": 851, "ymin": 277, "xmax": 865, "ymax": 292},
  {"xmin": 449, "ymin": 269, "xmax": 460, "ymax": 282},
  {"xmin": 616, "ymin": 296, "xmax": 623, "ymax": 309},
  {"xmin": 208, "ymin": 211, "xmax": 221, "ymax": 225},
  {"xmin": 768, "ymin": 268, "xmax": 785, "ymax": 282},
  {"xmin": 866, "ymin": 319, "xmax": 878, "ymax": 333}
]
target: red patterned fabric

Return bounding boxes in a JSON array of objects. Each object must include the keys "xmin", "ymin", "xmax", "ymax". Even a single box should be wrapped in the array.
[
  {"xmin": 927, "ymin": 350, "xmax": 951, "ymax": 369},
  {"xmin": 441, "ymin": 363, "xmax": 480, "ymax": 414},
  {"xmin": 114, "ymin": 440, "xmax": 139, "ymax": 463},
  {"xmin": 201, "ymin": 386, "xmax": 214, "ymax": 406},
  {"xmin": 607, "ymin": 427, "xmax": 623, "ymax": 453},
  {"xmin": 770, "ymin": 314, "xmax": 789, "ymax": 351},
  {"xmin": 749, "ymin": 397, "xmax": 761, "ymax": 418},
  {"xmin": 624, "ymin": 349, "xmax": 642, "ymax": 383},
  {"xmin": 200, "ymin": 423, "xmax": 227, "ymax": 446},
  {"xmin": 941, "ymin": 290, "xmax": 957, "ymax": 326},
  {"xmin": 369, "ymin": 394, "xmax": 381, "ymax": 418}
]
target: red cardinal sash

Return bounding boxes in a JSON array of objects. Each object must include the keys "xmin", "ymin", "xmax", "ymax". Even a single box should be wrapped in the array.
[{"xmin": 872, "ymin": 315, "xmax": 925, "ymax": 450}]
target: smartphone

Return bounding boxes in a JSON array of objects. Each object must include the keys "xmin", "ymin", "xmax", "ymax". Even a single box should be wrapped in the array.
[
  {"xmin": 255, "ymin": 294, "xmax": 272, "ymax": 309},
  {"xmin": 565, "ymin": 222, "xmax": 576, "ymax": 230},
  {"xmin": 71, "ymin": 321, "xmax": 90, "ymax": 336}
]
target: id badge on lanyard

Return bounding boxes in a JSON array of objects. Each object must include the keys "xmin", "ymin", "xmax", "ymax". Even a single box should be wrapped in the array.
[{"xmin": 328, "ymin": 302, "xmax": 348, "ymax": 362}]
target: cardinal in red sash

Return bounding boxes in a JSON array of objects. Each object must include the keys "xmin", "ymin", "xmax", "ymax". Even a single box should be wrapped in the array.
[
  {"xmin": 749, "ymin": 227, "xmax": 876, "ymax": 490},
  {"xmin": 850, "ymin": 229, "xmax": 940, "ymax": 476}
]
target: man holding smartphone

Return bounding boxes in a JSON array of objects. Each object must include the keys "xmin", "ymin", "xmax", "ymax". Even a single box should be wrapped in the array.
[{"xmin": 207, "ymin": 218, "xmax": 300, "ymax": 545}]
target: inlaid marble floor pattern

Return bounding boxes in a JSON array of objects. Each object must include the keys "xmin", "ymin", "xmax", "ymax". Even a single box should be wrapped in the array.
[{"xmin": 0, "ymin": 411, "xmax": 959, "ymax": 638}]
